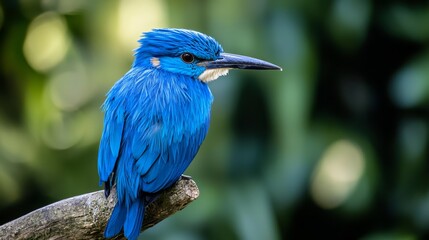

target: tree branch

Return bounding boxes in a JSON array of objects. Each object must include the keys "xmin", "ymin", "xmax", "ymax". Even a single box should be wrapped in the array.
[{"xmin": 0, "ymin": 178, "xmax": 199, "ymax": 240}]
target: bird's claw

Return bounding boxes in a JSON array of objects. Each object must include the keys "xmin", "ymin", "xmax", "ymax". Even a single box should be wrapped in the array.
[{"xmin": 181, "ymin": 174, "xmax": 192, "ymax": 180}]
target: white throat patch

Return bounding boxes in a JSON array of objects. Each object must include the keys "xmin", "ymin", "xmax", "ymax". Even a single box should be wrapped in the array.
[
  {"xmin": 151, "ymin": 57, "xmax": 160, "ymax": 67},
  {"xmin": 198, "ymin": 68, "xmax": 229, "ymax": 82}
]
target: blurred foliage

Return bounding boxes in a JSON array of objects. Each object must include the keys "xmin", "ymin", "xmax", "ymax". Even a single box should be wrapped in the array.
[{"xmin": 0, "ymin": 0, "xmax": 428, "ymax": 239}]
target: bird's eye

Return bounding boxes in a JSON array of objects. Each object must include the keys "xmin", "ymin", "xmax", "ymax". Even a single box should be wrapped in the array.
[{"xmin": 181, "ymin": 53, "xmax": 194, "ymax": 63}]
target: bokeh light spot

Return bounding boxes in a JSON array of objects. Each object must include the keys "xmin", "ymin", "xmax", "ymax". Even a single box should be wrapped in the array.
[
  {"xmin": 23, "ymin": 11, "xmax": 69, "ymax": 72},
  {"xmin": 311, "ymin": 140, "xmax": 366, "ymax": 209},
  {"xmin": 118, "ymin": 0, "xmax": 167, "ymax": 50},
  {"xmin": 390, "ymin": 61, "xmax": 429, "ymax": 108},
  {"xmin": 48, "ymin": 71, "xmax": 90, "ymax": 111},
  {"xmin": 333, "ymin": 0, "xmax": 371, "ymax": 33},
  {"xmin": 41, "ymin": 113, "xmax": 83, "ymax": 150}
]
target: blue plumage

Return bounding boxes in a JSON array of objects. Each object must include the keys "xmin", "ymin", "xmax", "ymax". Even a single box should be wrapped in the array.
[{"xmin": 98, "ymin": 28, "xmax": 281, "ymax": 240}]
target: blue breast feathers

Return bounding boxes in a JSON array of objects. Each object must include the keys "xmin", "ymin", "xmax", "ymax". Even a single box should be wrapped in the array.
[{"xmin": 98, "ymin": 67, "xmax": 213, "ymax": 204}]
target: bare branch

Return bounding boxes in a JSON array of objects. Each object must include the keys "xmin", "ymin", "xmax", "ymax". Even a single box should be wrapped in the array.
[{"xmin": 0, "ymin": 178, "xmax": 199, "ymax": 240}]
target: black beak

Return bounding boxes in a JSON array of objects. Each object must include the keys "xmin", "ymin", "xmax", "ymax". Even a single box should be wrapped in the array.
[{"xmin": 200, "ymin": 53, "xmax": 282, "ymax": 70}]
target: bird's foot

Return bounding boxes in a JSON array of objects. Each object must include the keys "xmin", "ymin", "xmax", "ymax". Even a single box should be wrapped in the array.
[
  {"xmin": 104, "ymin": 182, "xmax": 111, "ymax": 198},
  {"xmin": 181, "ymin": 174, "xmax": 192, "ymax": 180}
]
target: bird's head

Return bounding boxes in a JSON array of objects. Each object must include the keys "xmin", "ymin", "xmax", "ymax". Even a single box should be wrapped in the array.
[{"xmin": 134, "ymin": 28, "xmax": 281, "ymax": 82}]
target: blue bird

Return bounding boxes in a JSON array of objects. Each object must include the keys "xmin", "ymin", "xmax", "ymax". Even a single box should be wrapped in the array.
[{"xmin": 98, "ymin": 28, "xmax": 281, "ymax": 240}]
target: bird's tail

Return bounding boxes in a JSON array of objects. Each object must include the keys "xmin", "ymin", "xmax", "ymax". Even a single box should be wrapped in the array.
[{"xmin": 104, "ymin": 199, "xmax": 145, "ymax": 240}]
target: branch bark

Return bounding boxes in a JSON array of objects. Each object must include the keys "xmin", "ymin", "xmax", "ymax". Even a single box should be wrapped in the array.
[{"xmin": 0, "ymin": 178, "xmax": 199, "ymax": 240}]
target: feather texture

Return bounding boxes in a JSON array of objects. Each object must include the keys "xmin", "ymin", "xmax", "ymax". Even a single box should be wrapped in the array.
[
  {"xmin": 98, "ymin": 28, "xmax": 238, "ymax": 240},
  {"xmin": 98, "ymin": 28, "xmax": 280, "ymax": 240},
  {"xmin": 99, "ymin": 65, "xmax": 212, "ymax": 240}
]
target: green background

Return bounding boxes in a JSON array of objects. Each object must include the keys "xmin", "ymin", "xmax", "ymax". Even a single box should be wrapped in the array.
[{"xmin": 0, "ymin": 0, "xmax": 428, "ymax": 239}]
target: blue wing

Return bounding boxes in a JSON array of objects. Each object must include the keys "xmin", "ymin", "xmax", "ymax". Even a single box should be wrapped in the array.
[
  {"xmin": 114, "ymin": 118, "xmax": 209, "ymax": 201},
  {"xmin": 135, "ymin": 119, "xmax": 209, "ymax": 193},
  {"xmin": 97, "ymin": 94, "xmax": 126, "ymax": 196}
]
